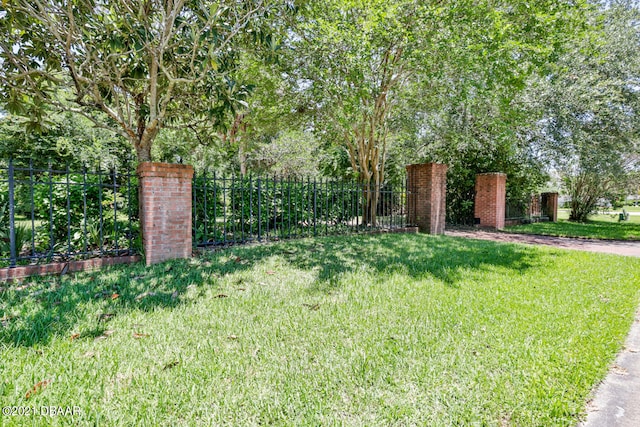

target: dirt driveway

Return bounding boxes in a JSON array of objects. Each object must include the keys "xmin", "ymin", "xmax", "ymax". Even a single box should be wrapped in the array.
[{"xmin": 445, "ymin": 229, "xmax": 640, "ymax": 258}]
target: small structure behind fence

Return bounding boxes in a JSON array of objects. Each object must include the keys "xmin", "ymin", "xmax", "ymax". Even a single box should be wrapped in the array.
[
  {"xmin": 0, "ymin": 158, "xmax": 139, "ymax": 269},
  {"xmin": 192, "ymin": 173, "xmax": 411, "ymax": 247}
]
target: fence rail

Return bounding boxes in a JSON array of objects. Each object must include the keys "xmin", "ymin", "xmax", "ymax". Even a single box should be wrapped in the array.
[
  {"xmin": 505, "ymin": 194, "xmax": 549, "ymax": 222},
  {"xmin": 0, "ymin": 157, "xmax": 410, "ymax": 269},
  {"xmin": 192, "ymin": 173, "xmax": 410, "ymax": 247},
  {"xmin": 0, "ymin": 158, "xmax": 139, "ymax": 268}
]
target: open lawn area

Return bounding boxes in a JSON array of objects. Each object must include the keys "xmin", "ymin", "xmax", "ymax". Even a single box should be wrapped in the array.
[
  {"xmin": 1, "ymin": 234, "xmax": 640, "ymax": 426},
  {"xmin": 505, "ymin": 210, "xmax": 640, "ymax": 240},
  {"xmin": 621, "ymin": 205, "xmax": 640, "ymax": 213}
]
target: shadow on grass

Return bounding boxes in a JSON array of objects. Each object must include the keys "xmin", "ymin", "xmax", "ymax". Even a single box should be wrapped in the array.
[
  {"xmin": 0, "ymin": 233, "xmax": 542, "ymax": 347},
  {"xmin": 0, "ymin": 260, "xmax": 214, "ymax": 347},
  {"xmin": 213, "ymin": 233, "xmax": 542, "ymax": 288}
]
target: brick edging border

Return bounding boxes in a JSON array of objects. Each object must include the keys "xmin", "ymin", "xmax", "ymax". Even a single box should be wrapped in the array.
[{"xmin": 0, "ymin": 255, "xmax": 142, "ymax": 281}]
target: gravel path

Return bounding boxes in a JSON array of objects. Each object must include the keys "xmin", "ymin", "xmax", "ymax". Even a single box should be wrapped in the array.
[{"xmin": 445, "ymin": 229, "xmax": 640, "ymax": 257}]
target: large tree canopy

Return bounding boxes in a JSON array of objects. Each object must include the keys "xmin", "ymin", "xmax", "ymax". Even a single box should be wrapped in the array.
[
  {"xmin": 534, "ymin": 1, "xmax": 640, "ymax": 221},
  {"xmin": 4, "ymin": 0, "xmax": 637, "ymax": 228},
  {"xmin": 0, "ymin": 0, "xmax": 294, "ymax": 161},
  {"xmin": 288, "ymin": 0, "xmax": 589, "ymax": 224}
]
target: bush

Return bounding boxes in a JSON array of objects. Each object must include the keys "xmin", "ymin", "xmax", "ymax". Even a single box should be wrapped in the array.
[{"xmin": 193, "ymin": 175, "xmax": 370, "ymax": 243}]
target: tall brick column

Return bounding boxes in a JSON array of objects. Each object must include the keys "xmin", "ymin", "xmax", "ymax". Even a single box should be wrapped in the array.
[
  {"xmin": 406, "ymin": 163, "xmax": 448, "ymax": 234},
  {"xmin": 137, "ymin": 162, "xmax": 194, "ymax": 266},
  {"xmin": 474, "ymin": 173, "xmax": 506, "ymax": 230},
  {"xmin": 542, "ymin": 192, "xmax": 559, "ymax": 222}
]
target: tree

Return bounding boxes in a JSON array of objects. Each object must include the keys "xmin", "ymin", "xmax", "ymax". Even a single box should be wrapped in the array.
[
  {"xmin": 249, "ymin": 130, "xmax": 321, "ymax": 177},
  {"xmin": 212, "ymin": 54, "xmax": 297, "ymax": 177},
  {"xmin": 392, "ymin": 62, "xmax": 552, "ymax": 224},
  {"xmin": 291, "ymin": 0, "xmax": 589, "ymax": 225},
  {"xmin": 535, "ymin": 1, "xmax": 640, "ymax": 221},
  {"xmin": 0, "ymin": 0, "xmax": 292, "ymax": 161},
  {"xmin": 152, "ymin": 52, "xmax": 305, "ymax": 176},
  {"xmin": 0, "ymin": 111, "xmax": 130, "ymax": 168},
  {"xmin": 290, "ymin": 0, "xmax": 441, "ymax": 225}
]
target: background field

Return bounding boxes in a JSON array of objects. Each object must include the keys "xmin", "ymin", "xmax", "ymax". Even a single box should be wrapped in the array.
[{"xmin": 505, "ymin": 209, "xmax": 640, "ymax": 240}]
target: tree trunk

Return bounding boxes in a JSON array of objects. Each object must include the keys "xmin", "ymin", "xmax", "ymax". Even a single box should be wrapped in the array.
[
  {"xmin": 363, "ymin": 181, "xmax": 373, "ymax": 226},
  {"xmin": 238, "ymin": 140, "xmax": 248, "ymax": 177},
  {"xmin": 135, "ymin": 143, "xmax": 152, "ymax": 162},
  {"xmin": 227, "ymin": 112, "xmax": 248, "ymax": 176},
  {"xmin": 362, "ymin": 181, "xmax": 379, "ymax": 227},
  {"xmin": 133, "ymin": 123, "xmax": 159, "ymax": 162}
]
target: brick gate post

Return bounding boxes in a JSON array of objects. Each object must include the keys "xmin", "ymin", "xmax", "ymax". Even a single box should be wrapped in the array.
[
  {"xmin": 474, "ymin": 173, "xmax": 507, "ymax": 230},
  {"xmin": 542, "ymin": 192, "xmax": 559, "ymax": 222},
  {"xmin": 406, "ymin": 163, "xmax": 448, "ymax": 234},
  {"xmin": 137, "ymin": 162, "xmax": 194, "ymax": 266}
]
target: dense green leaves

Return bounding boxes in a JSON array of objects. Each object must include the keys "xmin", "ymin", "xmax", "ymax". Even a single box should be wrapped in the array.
[
  {"xmin": 0, "ymin": 110, "xmax": 130, "ymax": 168},
  {"xmin": 534, "ymin": 1, "xmax": 640, "ymax": 221},
  {"xmin": 0, "ymin": 0, "xmax": 295, "ymax": 160},
  {"xmin": 1, "ymin": 0, "xmax": 636, "ymax": 220}
]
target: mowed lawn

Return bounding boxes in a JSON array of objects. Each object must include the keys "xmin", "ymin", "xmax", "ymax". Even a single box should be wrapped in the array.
[
  {"xmin": 505, "ymin": 209, "xmax": 640, "ymax": 240},
  {"xmin": 1, "ymin": 234, "xmax": 640, "ymax": 426}
]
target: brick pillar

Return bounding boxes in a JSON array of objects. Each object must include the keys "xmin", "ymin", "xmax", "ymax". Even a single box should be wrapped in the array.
[
  {"xmin": 542, "ymin": 192, "xmax": 559, "ymax": 222},
  {"xmin": 137, "ymin": 162, "xmax": 194, "ymax": 266},
  {"xmin": 406, "ymin": 163, "xmax": 448, "ymax": 234},
  {"xmin": 474, "ymin": 173, "xmax": 506, "ymax": 230}
]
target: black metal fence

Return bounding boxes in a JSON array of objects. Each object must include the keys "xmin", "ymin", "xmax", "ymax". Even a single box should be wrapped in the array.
[
  {"xmin": 0, "ymin": 158, "xmax": 410, "ymax": 268},
  {"xmin": 505, "ymin": 194, "xmax": 548, "ymax": 223},
  {"xmin": 192, "ymin": 173, "xmax": 410, "ymax": 247},
  {"xmin": 0, "ymin": 158, "xmax": 139, "ymax": 268}
]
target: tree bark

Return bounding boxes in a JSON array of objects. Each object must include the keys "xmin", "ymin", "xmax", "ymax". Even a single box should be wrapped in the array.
[
  {"xmin": 135, "ymin": 143, "xmax": 152, "ymax": 162},
  {"xmin": 238, "ymin": 142, "xmax": 248, "ymax": 177}
]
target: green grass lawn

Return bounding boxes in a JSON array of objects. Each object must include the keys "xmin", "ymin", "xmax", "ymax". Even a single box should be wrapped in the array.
[
  {"xmin": 1, "ymin": 234, "xmax": 640, "ymax": 426},
  {"xmin": 505, "ymin": 209, "xmax": 640, "ymax": 240}
]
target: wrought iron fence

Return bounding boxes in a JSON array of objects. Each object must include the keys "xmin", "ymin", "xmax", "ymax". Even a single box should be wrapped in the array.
[
  {"xmin": 0, "ymin": 158, "xmax": 139, "ymax": 268},
  {"xmin": 192, "ymin": 173, "xmax": 409, "ymax": 247},
  {"xmin": 505, "ymin": 194, "xmax": 548, "ymax": 222}
]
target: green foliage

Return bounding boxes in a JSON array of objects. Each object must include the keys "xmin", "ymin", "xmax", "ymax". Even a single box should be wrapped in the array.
[
  {"xmin": 414, "ymin": 140, "xmax": 547, "ymax": 225},
  {"xmin": 563, "ymin": 173, "xmax": 632, "ymax": 222},
  {"xmin": 0, "ymin": 164, "xmax": 139, "ymax": 264},
  {"xmin": 535, "ymin": 2, "xmax": 640, "ymax": 222},
  {"xmin": 1, "ymin": 0, "xmax": 295, "ymax": 160},
  {"xmin": 290, "ymin": 0, "xmax": 433, "ymax": 223},
  {"xmin": 2, "ymin": 224, "xmax": 32, "ymax": 256},
  {"xmin": 0, "ymin": 0, "xmax": 628, "ymax": 221},
  {"xmin": 0, "ymin": 112, "xmax": 132, "ymax": 169},
  {"xmin": 506, "ymin": 211, "xmax": 640, "ymax": 240},
  {"xmin": 149, "ymin": 21, "xmax": 305, "ymax": 175},
  {"xmin": 401, "ymin": 70, "xmax": 552, "ymax": 224},
  {"xmin": 0, "ymin": 191, "xmax": 32, "ymax": 258},
  {"xmin": 249, "ymin": 130, "xmax": 322, "ymax": 178},
  {"xmin": 194, "ymin": 175, "xmax": 371, "ymax": 244},
  {"xmin": 30, "ymin": 174, "xmax": 128, "ymax": 252},
  {"xmin": 377, "ymin": 0, "xmax": 588, "ymax": 224}
]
